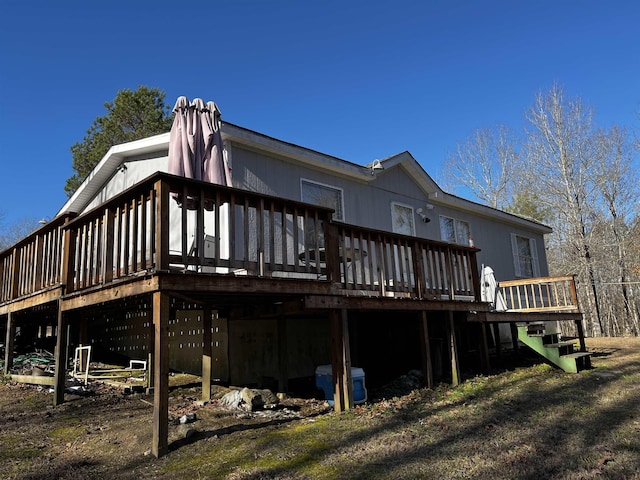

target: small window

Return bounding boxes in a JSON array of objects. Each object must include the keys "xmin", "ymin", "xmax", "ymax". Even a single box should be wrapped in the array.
[
  {"xmin": 301, "ymin": 179, "xmax": 344, "ymax": 221},
  {"xmin": 391, "ymin": 202, "xmax": 415, "ymax": 236},
  {"xmin": 439, "ymin": 215, "xmax": 470, "ymax": 245},
  {"xmin": 511, "ymin": 234, "xmax": 540, "ymax": 278}
]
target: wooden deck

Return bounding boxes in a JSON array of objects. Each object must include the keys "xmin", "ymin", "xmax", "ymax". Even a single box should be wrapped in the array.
[{"xmin": 0, "ymin": 172, "xmax": 583, "ymax": 458}]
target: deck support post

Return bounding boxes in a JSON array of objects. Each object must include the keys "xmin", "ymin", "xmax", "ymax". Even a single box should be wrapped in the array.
[
  {"xmin": 419, "ymin": 311, "xmax": 433, "ymax": 389},
  {"xmin": 53, "ymin": 301, "xmax": 68, "ymax": 406},
  {"xmin": 277, "ymin": 316, "xmax": 289, "ymax": 395},
  {"xmin": 4, "ymin": 312, "xmax": 16, "ymax": 375},
  {"xmin": 575, "ymin": 318, "xmax": 587, "ymax": 352},
  {"xmin": 330, "ymin": 309, "xmax": 353, "ymax": 412},
  {"xmin": 492, "ymin": 323, "xmax": 502, "ymax": 361},
  {"xmin": 448, "ymin": 311, "xmax": 460, "ymax": 387},
  {"xmin": 152, "ymin": 291, "xmax": 170, "ymax": 458},
  {"xmin": 479, "ymin": 321, "xmax": 491, "ymax": 374},
  {"xmin": 202, "ymin": 305, "xmax": 212, "ymax": 402},
  {"xmin": 78, "ymin": 317, "xmax": 89, "ymax": 372},
  {"xmin": 509, "ymin": 322, "xmax": 520, "ymax": 352}
]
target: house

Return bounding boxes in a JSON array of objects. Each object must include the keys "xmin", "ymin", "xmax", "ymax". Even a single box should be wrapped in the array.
[{"xmin": 0, "ymin": 113, "xmax": 589, "ymax": 457}]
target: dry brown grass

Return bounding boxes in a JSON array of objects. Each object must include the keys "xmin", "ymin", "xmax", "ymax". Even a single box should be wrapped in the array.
[{"xmin": 2, "ymin": 336, "xmax": 639, "ymax": 479}]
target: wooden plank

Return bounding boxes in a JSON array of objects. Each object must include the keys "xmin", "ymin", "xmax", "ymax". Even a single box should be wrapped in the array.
[
  {"xmin": 60, "ymin": 277, "xmax": 159, "ymax": 311},
  {"xmin": 304, "ymin": 295, "xmax": 487, "ymax": 312},
  {"xmin": 152, "ymin": 291, "xmax": 170, "ymax": 458},
  {"xmin": 0, "ymin": 287, "xmax": 64, "ymax": 316},
  {"xmin": 498, "ymin": 275, "xmax": 575, "ymax": 287},
  {"xmin": 467, "ymin": 311, "xmax": 584, "ymax": 323},
  {"xmin": 9, "ymin": 374, "xmax": 56, "ymax": 386}
]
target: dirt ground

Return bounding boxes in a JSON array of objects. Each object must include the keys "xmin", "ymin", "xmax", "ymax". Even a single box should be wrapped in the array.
[{"xmin": 2, "ymin": 336, "xmax": 640, "ymax": 480}]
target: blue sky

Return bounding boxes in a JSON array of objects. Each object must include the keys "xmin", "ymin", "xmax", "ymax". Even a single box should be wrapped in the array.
[{"xmin": 1, "ymin": 0, "xmax": 639, "ymax": 228}]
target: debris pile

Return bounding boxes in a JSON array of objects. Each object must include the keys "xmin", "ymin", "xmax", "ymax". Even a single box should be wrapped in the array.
[
  {"xmin": 5, "ymin": 351, "xmax": 55, "ymax": 376},
  {"xmin": 371, "ymin": 369, "xmax": 425, "ymax": 399}
]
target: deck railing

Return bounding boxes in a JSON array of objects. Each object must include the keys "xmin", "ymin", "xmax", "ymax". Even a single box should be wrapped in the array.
[
  {"xmin": 1, "ymin": 172, "xmax": 481, "ymax": 302},
  {"xmin": 498, "ymin": 275, "xmax": 579, "ymax": 313},
  {"xmin": 0, "ymin": 215, "xmax": 70, "ymax": 303},
  {"xmin": 334, "ymin": 223, "xmax": 480, "ymax": 299}
]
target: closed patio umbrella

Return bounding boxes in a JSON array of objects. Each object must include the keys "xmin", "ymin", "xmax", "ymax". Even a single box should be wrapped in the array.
[
  {"xmin": 167, "ymin": 96, "xmax": 232, "ymax": 266},
  {"xmin": 168, "ymin": 96, "xmax": 231, "ymax": 207}
]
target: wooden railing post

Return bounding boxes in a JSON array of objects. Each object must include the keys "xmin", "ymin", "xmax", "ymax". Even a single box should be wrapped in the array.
[
  {"xmin": 444, "ymin": 246, "xmax": 455, "ymax": 300},
  {"xmin": 102, "ymin": 208, "xmax": 115, "ymax": 284},
  {"xmin": 10, "ymin": 247, "xmax": 20, "ymax": 300},
  {"xmin": 154, "ymin": 179, "xmax": 170, "ymax": 272},
  {"xmin": 569, "ymin": 275, "xmax": 579, "ymax": 310},
  {"xmin": 412, "ymin": 240, "xmax": 425, "ymax": 299},
  {"xmin": 469, "ymin": 248, "xmax": 481, "ymax": 301},
  {"xmin": 324, "ymin": 218, "xmax": 340, "ymax": 284},
  {"xmin": 34, "ymin": 233, "xmax": 45, "ymax": 291},
  {"xmin": 61, "ymin": 219, "xmax": 77, "ymax": 294}
]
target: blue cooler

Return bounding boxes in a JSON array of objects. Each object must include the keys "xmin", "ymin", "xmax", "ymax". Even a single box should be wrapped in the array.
[{"xmin": 315, "ymin": 364, "xmax": 367, "ymax": 405}]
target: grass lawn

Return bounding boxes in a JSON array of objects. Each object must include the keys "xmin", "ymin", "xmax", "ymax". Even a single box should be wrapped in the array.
[{"xmin": 2, "ymin": 336, "xmax": 639, "ymax": 479}]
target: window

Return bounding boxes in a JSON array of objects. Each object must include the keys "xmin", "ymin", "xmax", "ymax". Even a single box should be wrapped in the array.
[
  {"xmin": 301, "ymin": 179, "xmax": 344, "ymax": 221},
  {"xmin": 439, "ymin": 215, "xmax": 470, "ymax": 245},
  {"xmin": 391, "ymin": 202, "xmax": 415, "ymax": 236},
  {"xmin": 511, "ymin": 234, "xmax": 540, "ymax": 278}
]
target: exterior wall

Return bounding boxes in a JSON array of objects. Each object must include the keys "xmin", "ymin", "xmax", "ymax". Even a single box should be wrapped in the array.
[
  {"xmin": 231, "ymin": 144, "xmax": 549, "ymax": 282},
  {"xmin": 80, "ymin": 155, "xmax": 169, "ymax": 214},
  {"xmin": 233, "ymin": 146, "xmax": 438, "ymax": 234},
  {"xmin": 433, "ymin": 206, "xmax": 549, "ymax": 282}
]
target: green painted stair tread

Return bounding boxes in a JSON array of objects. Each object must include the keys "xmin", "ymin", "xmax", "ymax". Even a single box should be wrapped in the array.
[
  {"xmin": 516, "ymin": 325, "xmax": 590, "ymax": 373},
  {"xmin": 544, "ymin": 342, "xmax": 577, "ymax": 348},
  {"xmin": 560, "ymin": 352, "xmax": 592, "ymax": 359}
]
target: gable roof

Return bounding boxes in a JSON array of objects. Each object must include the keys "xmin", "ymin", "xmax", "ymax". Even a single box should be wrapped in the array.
[{"xmin": 57, "ymin": 122, "xmax": 551, "ymax": 234}]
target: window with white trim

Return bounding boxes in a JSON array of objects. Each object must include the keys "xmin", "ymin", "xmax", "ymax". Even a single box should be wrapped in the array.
[
  {"xmin": 391, "ymin": 202, "xmax": 415, "ymax": 236},
  {"xmin": 511, "ymin": 234, "xmax": 540, "ymax": 278},
  {"xmin": 439, "ymin": 215, "xmax": 470, "ymax": 245},
  {"xmin": 301, "ymin": 179, "xmax": 344, "ymax": 221}
]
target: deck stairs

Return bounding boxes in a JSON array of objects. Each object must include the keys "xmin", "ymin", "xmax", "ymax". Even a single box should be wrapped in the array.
[{"xmin": 516, "ymin": 322, "xmax": 592, "ymax": 373}]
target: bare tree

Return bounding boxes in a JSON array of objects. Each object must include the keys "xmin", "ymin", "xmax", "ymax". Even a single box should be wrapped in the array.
[
  {"xmin": 592, "ymin": 125, "xmax": 640, "ymax": 335},
  {"xmin": 441, "ymin": 125, "xmax": 521, "ymax": 210},
  {"xmin": 524, "ymin": 84, "xmax": 605, "ymax": 335},
  {"xmin": 0, "ymin": 215, "xmax": 41, "ymax": 251}
]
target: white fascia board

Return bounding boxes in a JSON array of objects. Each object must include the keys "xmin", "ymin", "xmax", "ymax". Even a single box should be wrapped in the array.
[{"xmin": 56, "ymin": 133, "xmax": 171, "ymax": 217}]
